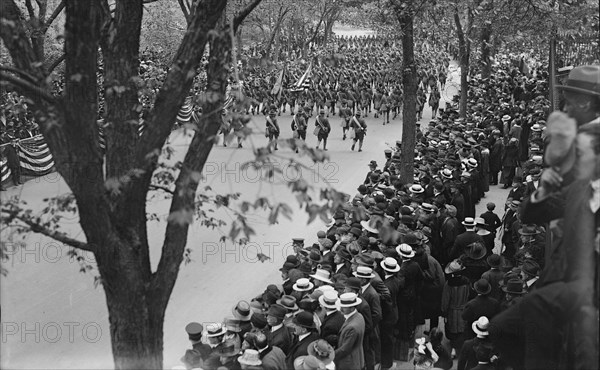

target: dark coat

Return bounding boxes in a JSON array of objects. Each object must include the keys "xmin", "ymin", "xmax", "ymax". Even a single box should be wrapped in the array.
[
  {"xmin": 181, "ymin": 341, "xmax": 212, "ymax": 370},
  {"xmin": 458, "ymin": 336, "xmax": 494, "ymax": 370},
  {"xmin": 320, "ymin": 310, "xmax": 345, "ymax": 346},
  {"xmin": 269, "ymin": 324, "xmax": 295, "ymax": 355},
  {"xmin": 260, "ymin": 345, "xmax": 287, "ymax": 370},
  {"xmin": 462, "ymin": 296, "xmax": 500, "ymax": 340},
  {"xmin": 334, "ymin": 310, "xmax": 366, "ymax": 370},
  {"xmin": 502, "ymin": 143, "xmax": 519, "ymax": 167},
  {"xmin": 450, "ymin": 231, "xmax": 484, "ymax": 261},
  {"xmin": 381, "ymin": 275, "xmax": 401, "ymax": 324},
  {"xmin": 480, "ymin": 211, "xmax": 502, "ymax": 234},
  {"xmin": 361, "ymin": 284, "xmax": 382, "ymax": 327},
  {"xmin": 285, "ymin": 331, "xmax": 320, "ymax": 368}
]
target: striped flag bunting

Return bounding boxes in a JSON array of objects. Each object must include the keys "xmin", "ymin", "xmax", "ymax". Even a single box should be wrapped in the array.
[
  {"xmin": 1, "ymin": 99, "xmax": 198, "ymax": 185},
  {"xmin": 290, "ymin": 62, "xmax": 313, "ymax": 92},
  {"xmin": 16, "ymin": 136, "xmax": 55, "ymax": 176},
  {"xmin": 223, "ymin": 95, "xmax": 235, "ymax": 110},
  {"xmin": 1, "ymin": 157, "xmax": 11, "ymax": 184}
]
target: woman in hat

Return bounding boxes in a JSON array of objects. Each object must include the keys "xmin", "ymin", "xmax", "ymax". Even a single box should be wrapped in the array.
[
  {"xmin": 460, "ymin": 242, "xmax": 492, "ymax": 287},
  {"xmin": 441, "ymin": 259, "xmax": 471, "ymax": 358}
]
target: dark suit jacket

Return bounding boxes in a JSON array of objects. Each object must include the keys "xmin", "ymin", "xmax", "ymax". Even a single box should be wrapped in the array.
[
  {"xmin": 462, "ymin": 296, "xmax": 500, "ymax": 339},
  {"xmin": 480, "ymin": 211, "xmax": 502, "ymax": 233},
  {"xmin": 450, "ymin": 231, "xmax": 484, "ymax": 260},
  {"xmin": 335, "ymin": 310, "xmax": 366, "ymax": 370},
  {"xmin": 360, "ymin": 284, "xmax": 382, "ymax": 327},
  {"xmin": 259, "ymin": 345, "xmax": 287, "ymax": 370},
  {"xmin": 285, "ymin": 331, "xmax": 320, "ymax": 368},
  {"xmin": 457, "ymin": 337, "xmax": 493, "ymax": 370},
  {"xmin": 520, "ymin": 180, "xmax": 598, "ymax": 285},
  {"xmin": 181, "ymin": 341, "xmax": 212, "ymax": 369},
  {"xmin": 381, "ymin": 275, "xmax": 401, "ymax": 324},
  {"xmin": 320, "ymin": 310, "xmax": 345, "ymax": 346},
  {"xmin": 269, "ymin": 324, "xmax": 295, "ymax": 355}
]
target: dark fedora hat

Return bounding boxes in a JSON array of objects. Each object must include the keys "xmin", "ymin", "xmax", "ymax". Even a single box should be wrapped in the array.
[
  {"xmin": 556, "ymin": 65, "xmax": 600, "ymax": 96},
  {"xmin": 473, "ymin": 278, "xmax": 492, "ymax": 295},
  {"xmin": 293, "ymin": 311, "xmax": 316, "ymax": 329},
  {"xmin": 486, "ymin": 254, "xmax": 503, "ymax": 269},
  {"xmin": 518, "ymin": 225, "xmax": 540, "ymax": 236},
  {"xmin": 465, "ymin": 242, "xmax": 487, "ymax": 260},
  {"xmin": 502, "ymin": 278, "xmax": 525, "ymax": 295},
  {"xmin": 336, "ymin": 247, "xmax": 352, "ymax": 262},
  {"xmin": 345, "ymin": 277, "xmax": 362, "ymax": 291}
]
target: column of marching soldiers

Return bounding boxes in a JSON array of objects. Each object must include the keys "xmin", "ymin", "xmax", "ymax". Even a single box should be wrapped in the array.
[
  {"xmin": 178, "ymin": 36, "xmax": 554, "ymax": 370},
  {"xmin": 218, "ymin": 34, "xmax": 449, "ymax": 153}
]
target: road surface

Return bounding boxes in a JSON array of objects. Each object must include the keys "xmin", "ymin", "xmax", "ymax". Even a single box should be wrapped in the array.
[{"xmin": 0, "ymin": 60, "xmax": 509, "ymax": 369}]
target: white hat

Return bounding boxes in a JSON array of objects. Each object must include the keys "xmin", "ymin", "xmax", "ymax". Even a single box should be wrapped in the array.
[
  {"xmin": 467, "ymin": 158, "xmax": 478, "ymax": 167},
  {"xmin": 338, "ymin": 292, "xmax": 362, "ymax": 307},
  {"xmin": 409, "ymin": 184, "xmax": 425, "ymax": 194},
  {"xmin": 206, "ymin": 322, "xmax": 227, "ymax": 337},
  {"xmin": 318, "ymin": 290, "xmax": 340, "ymax": 309},
  {"xmin": 380, "ymin": 257, "xmax": 400, "ymax": 273},
  {"xmin": 353, "ymin": 265, "xmax": 376, "ymax": 279},
  {"xmin": 310, "ymin": 269, "xmax": 333, "ymax": 284},
  {"xmin": 472, "ymin": 316, "xmax": 490, "ymax": 336},
  {"xmin": 462, "ymin": 217, "xmax": 476, "ymax": 227},
  {"xmin": 360, "ymin": 219, "xmax": 379, "ymax": 234},
  {"xmin": 293, "ymin": 278, "xmax": 314, "ymax": 292},
  {"xmin": 396, "ymin": 243, "xmax": 415, "ymax": 259}
]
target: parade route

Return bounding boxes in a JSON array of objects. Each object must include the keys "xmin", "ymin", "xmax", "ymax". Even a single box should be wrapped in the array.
[{"xmin": 1, "ymin": 60, "xmax": 510, "ymax": 369}]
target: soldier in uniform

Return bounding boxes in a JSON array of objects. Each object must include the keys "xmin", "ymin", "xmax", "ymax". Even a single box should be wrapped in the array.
[
  {"xmin": 265, "ymin": 110, "xmax": 280, "ymax": 152},
  {"xmin": 350, "ymin": 111, "xmax": 367, "ymax": 152},
  {"xmin": 291, "ymin": 110, "xmax": 308, "ymax": 153},
  {"xmin": 339, "ymin": 101, "xmax": 353, "ymax": 140},
  {"xmin": 314, "ymin": 109, "xmax": 331, "ymax": 151}
]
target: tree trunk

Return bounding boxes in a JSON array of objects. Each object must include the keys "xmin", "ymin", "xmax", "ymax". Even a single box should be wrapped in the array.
[
  {"xmin": 453, "ymin": 7, "xmax": 469, "ymax": 118},
  {"xmin": 398, "ymin": 1, "xmax": 416, "ymax": 184},
  {"xmin": 480, "ymin": 20, "xmax": 492, "ymax": 79},
  {"xmin": 98, "ymin": 248, "xmax": 165, "ymax": 370}
]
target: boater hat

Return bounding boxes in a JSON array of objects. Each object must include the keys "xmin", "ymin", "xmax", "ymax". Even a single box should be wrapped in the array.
[
  {"xmin": 556, "ymin": 65, "xmax": 600, "ymax": 96},
  {"xmin": 472, "ymin": 316, "xmax": 490, "ymax": 336},
  {"xmin": 338, "ymin": 292, "xmax": 362, "ymax": 307}
]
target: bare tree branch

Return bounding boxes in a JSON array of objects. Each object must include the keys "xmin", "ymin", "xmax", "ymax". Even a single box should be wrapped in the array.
[
  {"xmin": 233, "ymin": 0, "xmax": 263, "ymax": 33},
  {"xmin": 0, "ymin": 64, "xmax": 39, "ymax": 84},
  {"xmin": 0, "ymin": 71, "xmax": 55, "ymax": 103},
  {"xmin": 149, "ymin": 184, "xmax": 174, "ymax": 195},
  {"xmin": 24, "ymin": 0, "xmax": 37, "ymax": 21},
  {"xmin": 2, "ymin": 209, "xmax": 94, "ymax": 252},
  {"xmin": 177, "ymin": 0, "xmax": 190, "ymax": 24},
  {"xmin": 47, "ymin": 53, "xmax": 65, "ymax": 74},
  {"xmin": 42, "ymin": 0, "xmax": 65, "ymax": 32}
]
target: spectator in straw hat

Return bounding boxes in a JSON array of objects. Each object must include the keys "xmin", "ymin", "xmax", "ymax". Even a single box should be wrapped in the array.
[
  {"xmin": 450, "ymin": 217, "xmax": 484, "ymax": 260},
  {"xmin": 353, "ymin": 265, "xmax": 382, "ymax": 368},
  {"xmin": 379, "ymin": 257, "xmax": 402, "ymax": 370},
  {"xmin": 457, "ymin": 316, "xmax": 496, "ymax": 370},
  {"xmin": 396, "ymin": 243, "xmax": 424, "ymax": 340},
  {"xmin": 237, "ymin": 349, "xmax": 262, "ymax": 369},
  {"xmin": 318, "ymin": 290, "xmax": 344, "ymax": 347},
  {"xmin": 307, "ymin": 339, "xmax": 335, "ymax": 369},
  {"xmin": 334, "ymin": 292, "xmax": 366, "ymax": 370},
  {"xmin": 462, "ymin": 279, "xmax": 500, "ymax": 340},
  {"xmin": 233, "ymin": 300, "xmax": 254, "ymax": 339}
]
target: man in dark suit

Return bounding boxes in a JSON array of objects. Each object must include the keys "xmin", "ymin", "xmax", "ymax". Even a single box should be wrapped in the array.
[
  {"xmin": 500, "ymin": 200, "xmax": 520, "ymax": 263},
  {"xmin": 490, "ymin": 120, "xmax": 600, "ymax": 370},
  {"xmin": 458, "ymin": 316, "xmax": 496, "ymax": 370},
  {"xmin": 334, "ymin": 292, "xmax": 366, "ymax": 370},
  {"xmin": 450, "ymin": 217, "xmax": 484, "ymax": 260},
  {"xmin": 396, "ymin": 243, "xmax": 424, "ymax": 340},
  {"xmin": 352, "ymin": 267, "xmax": 383, "ymax": 369},
  {"xmin": 267, "ymin": 304, "xmax": 294, "ymax": 355},
  {"xmin": 254, "ymin": 332, "xmax": 287, "ymax": 370},
  {"xmin": 379, "ymin": 257, "xmax": 402, "ymax": 370},
  {"xmin": 333, "ymin": 247, "xmax": 352, "ymax": 277},
  {"xmin": 318, "ymin": 290, "xmax": 345, "ymax": 347},
  {"xmin": 440, "ymin": 204, "xmax": 460, "ymax": 266},
  {"xmin": 462, "ymin": 280, "xmax": 500, "ymax": 340},
  {"xmin": 285, "ymin": 311, "xmax": 320, "ymax": 368}
]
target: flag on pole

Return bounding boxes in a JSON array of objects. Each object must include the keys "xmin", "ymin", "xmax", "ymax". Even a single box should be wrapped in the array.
[
  {"xmin": 271, "ymin": 65, "xmax": 286, "ymax": 96},
  {"xmin": 291, "ymin": 62, "xmax": 313, "ymax": 92}
]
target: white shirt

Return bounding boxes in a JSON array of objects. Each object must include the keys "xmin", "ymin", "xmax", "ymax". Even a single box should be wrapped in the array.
[
  {"xmin": 270, "ymin": 323, "xmax": 283, "ymax": 333},
  {"xmin": 326, "ymin": 309, "xmax": 337, "ymax": 316},
  {"xmin": 361, "ymin": 283, "xmax": 370, "ymax": 293},
  {"xmin": 343, "ymin": 309, "xmax": 357, "ymax": 320},
  {"xmin": 298, "ymin": 332, "xmax": 311, "ymax": 342},
  {"xmin": 526, "ymin": 276, "xmax": 539, "ymax": 288},
  {"xmin": 336, "ymin": 263, "xmax": 345, "ymax": 272}
]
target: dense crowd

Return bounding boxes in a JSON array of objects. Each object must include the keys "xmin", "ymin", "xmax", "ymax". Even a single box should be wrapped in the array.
[{"xmin": 176, "ymin": 34, "xmax": 600, "ymax": 370}]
